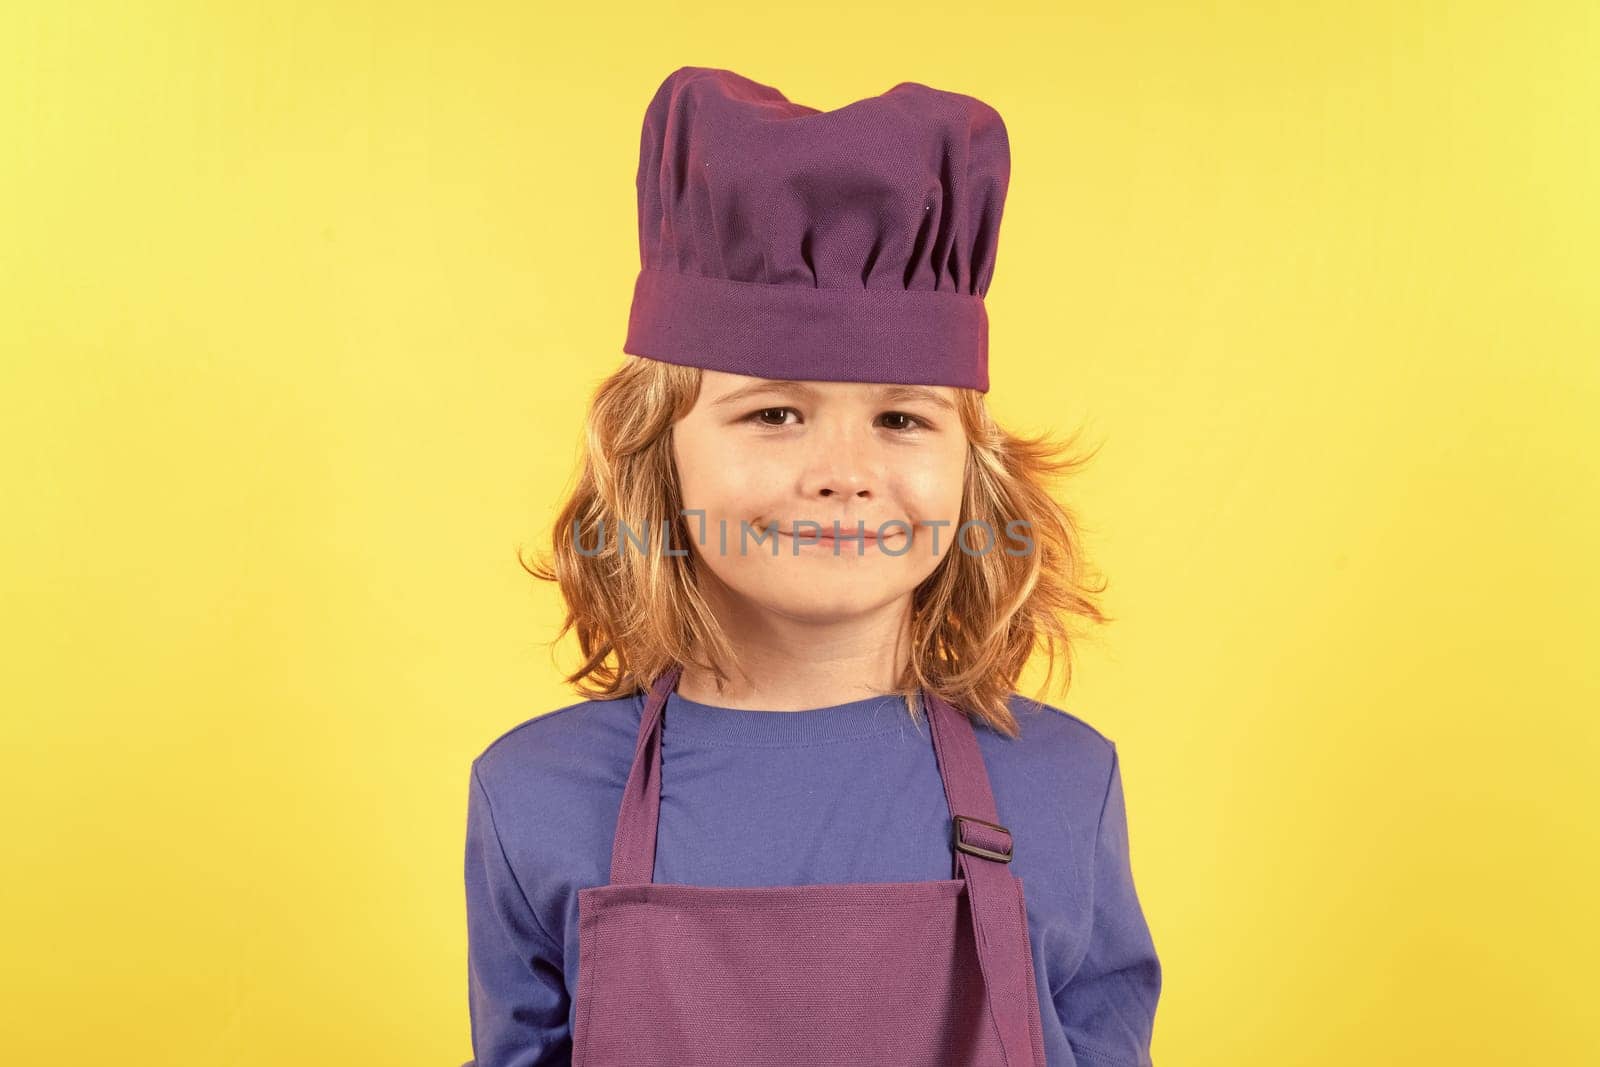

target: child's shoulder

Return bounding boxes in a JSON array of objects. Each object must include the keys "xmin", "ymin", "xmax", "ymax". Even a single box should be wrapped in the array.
[
  {"xmin": 981, "ymin": 696, "xmax": 1128, "ymax": 840},
  {"xmin": 1006, "ymin": 692, "xmax": 1115, "ymax": 746},
  {"xmin": 466, "ymin": 694, "xmax": 646, "ymax": 894},
  {"xmin": 471, "ymin": 691, "xmax": 642, "ymax": 788},
  {"xmin": 992, "ymin": 692, "xmax": 1120, "ymax": 780}
]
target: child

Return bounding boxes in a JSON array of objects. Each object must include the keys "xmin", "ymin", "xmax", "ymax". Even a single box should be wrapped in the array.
[{"xmin": 465, "ymin": 66, "xmax": 1161, "ymax": 1066}]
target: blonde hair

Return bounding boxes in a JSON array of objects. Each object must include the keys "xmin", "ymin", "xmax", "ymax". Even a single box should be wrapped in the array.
[{"xmin": 520, "ymin": 356, "xmax": 1110, "ymax": 740}]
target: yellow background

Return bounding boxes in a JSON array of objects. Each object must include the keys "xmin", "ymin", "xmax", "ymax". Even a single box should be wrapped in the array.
[{"xmin": 4, "ymin": 2, "xmax": 1596, "ymax": 1063}]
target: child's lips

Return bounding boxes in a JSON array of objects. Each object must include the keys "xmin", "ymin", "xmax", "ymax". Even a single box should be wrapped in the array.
[{"xmin": 774, "ymin": 525, "xmax": 906, "ymax": 542}]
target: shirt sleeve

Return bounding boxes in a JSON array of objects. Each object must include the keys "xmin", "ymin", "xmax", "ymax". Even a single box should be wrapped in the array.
[
  {"xmin": 464, "ymin": 759, "xmax": 572, "ymax": 1066},
  {"xmin": 1053, "ymin": 742, "xmax": 1163, "ymax": 1067}
]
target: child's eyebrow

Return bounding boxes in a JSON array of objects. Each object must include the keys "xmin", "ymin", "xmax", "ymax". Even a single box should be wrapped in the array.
[
  {"xmin": 711, "ymin": 380, "xmax": 954, "ymax": 412},
  {"xmin": 876, "ymin": 385, "xmax": 956, "ymax": 412},
  {"xmin": 711, "ymin": 380, "xmax": 823, "ymax": 407}
]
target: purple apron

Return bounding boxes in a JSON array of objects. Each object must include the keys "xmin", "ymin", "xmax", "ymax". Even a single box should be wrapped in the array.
[{"xmin": 570, "ymin": 665, "xmax": 1049, "ymax": 1066}]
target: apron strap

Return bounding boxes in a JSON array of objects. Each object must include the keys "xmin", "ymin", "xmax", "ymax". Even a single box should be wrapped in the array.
[
  {"xmin": 608, "ymin": 665, "xmax": 680, "ymax": 886},
  {"xmin": 609, "ymin": 666, "xmax": 1039, "ymax": 1067},
  {"xmin": 923, "ymin": 686, "xmax": 1042, "ymax": 1067}
]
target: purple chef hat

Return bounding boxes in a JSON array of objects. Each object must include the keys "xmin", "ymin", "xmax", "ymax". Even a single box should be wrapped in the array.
[{"xmin": 622, "ymin": 66, "xmax": 1011, "ymax": 393}]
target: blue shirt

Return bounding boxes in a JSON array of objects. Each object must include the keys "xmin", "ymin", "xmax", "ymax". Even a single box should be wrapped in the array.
[{"xmin": 464, "ymin": 687, "xmax": 1161, "ymax": 1066}]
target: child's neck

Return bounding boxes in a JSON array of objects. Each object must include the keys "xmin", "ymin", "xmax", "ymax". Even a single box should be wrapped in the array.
[{"xmin": 676, "ymin": 597, "xmax": 915, "ymax": 712}]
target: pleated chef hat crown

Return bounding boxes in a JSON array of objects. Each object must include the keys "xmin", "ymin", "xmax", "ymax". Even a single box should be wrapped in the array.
[{"xmin": 622, "ymin": 66, "xmax": 1012, "ymax": 393}]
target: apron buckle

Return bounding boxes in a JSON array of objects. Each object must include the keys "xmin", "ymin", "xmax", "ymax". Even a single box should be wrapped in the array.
[{"xmin": 952, "ymin": 814, "xmax": 1014, "ymax": 863}]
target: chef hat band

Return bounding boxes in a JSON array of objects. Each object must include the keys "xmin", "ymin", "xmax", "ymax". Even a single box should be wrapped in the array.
[{"xmin": 622, "ymin": 66, "xmax": 1012, "ymax": 393}]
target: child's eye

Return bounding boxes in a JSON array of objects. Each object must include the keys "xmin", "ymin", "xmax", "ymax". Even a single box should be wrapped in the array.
[
  {"xmin": 879, "ymin": 411, "xmax": 928, "ymax": 432},
  {"xmin": 741, "ymin": 408, "xmax": 929, "ymax": 431},
  {"xmin": 746, "ymin": 406, "xmax": 797, "ymax": 427}
]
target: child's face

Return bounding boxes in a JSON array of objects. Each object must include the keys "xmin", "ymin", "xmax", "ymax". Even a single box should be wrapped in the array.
[{"xmin": 671, "ymin": 369, "xmax": 968, "ymax": 627}]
